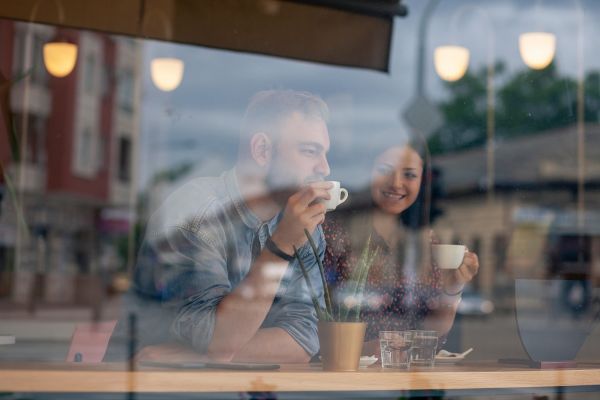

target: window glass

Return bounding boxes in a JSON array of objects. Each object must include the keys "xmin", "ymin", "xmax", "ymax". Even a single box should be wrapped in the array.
[{"xmin": 0, "ymin": 1, "xmax": 599, "ymax": 396}]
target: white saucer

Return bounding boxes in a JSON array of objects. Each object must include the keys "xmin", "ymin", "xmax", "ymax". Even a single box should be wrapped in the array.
[
  {"xmin": 435, "ymin": 355, "xmax": 465, "ymax": 364},
  {"xmin": 435, "ymin": 348, "xmax": 472, "ymax": 364},
  {"xmin": 359, "ymin": 356, "xmax": 379, "ymax": 367}
]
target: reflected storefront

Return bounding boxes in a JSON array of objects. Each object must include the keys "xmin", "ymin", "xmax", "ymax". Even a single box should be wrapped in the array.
[{"xmin": 0, "ymin": 0, "xmax": 599, "ymax": 399}]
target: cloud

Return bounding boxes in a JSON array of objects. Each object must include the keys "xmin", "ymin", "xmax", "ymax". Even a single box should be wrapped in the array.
[{"xmin": 137, "ymin": 0, "xmax": 600, "ymax": 190}]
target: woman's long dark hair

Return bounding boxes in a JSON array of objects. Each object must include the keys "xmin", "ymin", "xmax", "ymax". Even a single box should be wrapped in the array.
[
  {"xmin": 397, "ymin": 132, "xmax": 433, "ymax": 230},
  {"xmin": 337, "ymin": 130, "xmax": 433, "ymax": 230},
  {"xmin": 332, "ymin": 128, "xmax": 435, "ymax": 236}
]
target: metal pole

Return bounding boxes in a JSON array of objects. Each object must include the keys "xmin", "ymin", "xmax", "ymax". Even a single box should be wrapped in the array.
[
  {"xmin": 486, "ymin": 26, "xmax": 496, "ymax": 204},
  {"xmin": 15, "ymin": 23, "xmax": 35, "ymax": 285},
  {"xmin": 448, "ymin": 4, "xmax": 496, "ymax": 202},
  {"xmin": 572, "ymin": 0, "xmax": 586, "ymax": 276},
  {"xmin": 574, "ymin": 0, "xmax": 585, "ymax": 233},
  {"xmin": 416, "ymin": 0, "xmax": 440, "ymax": 96}
]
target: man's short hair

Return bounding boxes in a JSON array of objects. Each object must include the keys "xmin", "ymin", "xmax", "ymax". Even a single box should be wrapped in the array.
[{"xmin": 239, "ymin": 90, "xmax": 329, "ymax": 155}]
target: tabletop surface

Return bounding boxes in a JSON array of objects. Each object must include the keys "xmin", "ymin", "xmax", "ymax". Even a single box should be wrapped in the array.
[{"xmin": 1, "ymin": 361, "xmax": 600, "ymax": 393}]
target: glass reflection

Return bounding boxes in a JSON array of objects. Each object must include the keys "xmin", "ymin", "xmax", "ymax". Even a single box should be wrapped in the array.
[{"xmin": 0, "ymin": 0, "xmax": 598, "ymax": 395}]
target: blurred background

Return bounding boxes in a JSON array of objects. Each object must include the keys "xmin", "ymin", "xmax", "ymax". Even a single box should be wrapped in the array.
[{"xmin": 0, "ymin": 0, "xmax": 599, "ymax": 376}]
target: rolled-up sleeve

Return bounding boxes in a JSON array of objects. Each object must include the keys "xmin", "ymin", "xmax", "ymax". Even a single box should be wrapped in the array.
[
  {"xmin": 134, "ymin": 217, "xmax": 230, "ymax": 353},
  {"xmin": 266, "ymin": 228, "xmax": 325, "ymax": 356},
  {"xmin": 167, "ymin": 226, "xmax": 231, "ymax": 352}
]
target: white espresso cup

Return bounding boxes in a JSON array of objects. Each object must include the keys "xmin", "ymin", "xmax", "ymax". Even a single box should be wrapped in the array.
[
  {"xmin": 432, "ymin": 244, "xmax": 466, "ymax": 269},
  {"xmin": 324, "ymin": 181, "xmax": 348, "ymax": 211}
]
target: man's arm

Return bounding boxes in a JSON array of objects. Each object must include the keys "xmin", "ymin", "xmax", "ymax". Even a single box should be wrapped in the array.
[
  {"xmin": 228, "ymin": 227, "xmax": 327, "ymax": 364},
  {"xmin": 422, "ymin": 251, "xmax": 480, "ymax": 335},
  {"xmin": 206, "ymin": 250, "xmax": 295, "ymax": 360},
  {"xmin": 232, "ymin": 327, "xmax": 311, "ymax": 363},
  {"xmin": 206, "ymin": 183, "xmax": 331, "ymax": 361},
  {"xmin": 134, "ymin": 327, "xmax": 309, "ymax": 363},
  {"xmin": 243, "ymin": 226, "xmax": 326, "ymax": 362}
]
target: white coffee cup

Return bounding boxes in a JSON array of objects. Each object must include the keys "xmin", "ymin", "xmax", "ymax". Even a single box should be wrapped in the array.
[
  {"xmin": 324, "ymin": 181, "xmax": 348, "ymax": 211},
  {"xmin": 432, "ymin": 244, "xmax": 466, "ymax": 269}
]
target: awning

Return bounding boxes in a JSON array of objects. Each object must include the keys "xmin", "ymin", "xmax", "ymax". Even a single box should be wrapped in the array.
[
  {"xmin": 0, "ymin": 0, "xmax": 407, "ymax": 72},
  {"xmin": 98, "ymin": 208, "xmax": 133, "ymax": 234}
]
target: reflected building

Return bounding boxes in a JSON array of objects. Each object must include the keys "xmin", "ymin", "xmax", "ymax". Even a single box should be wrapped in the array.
[
  {"xmin": 431, "ymin": 123, "xmax": 600, "ymax": 308},
  {"xmin": 0, "ymin": 21, "xmax": 141, "ymax": 308}
]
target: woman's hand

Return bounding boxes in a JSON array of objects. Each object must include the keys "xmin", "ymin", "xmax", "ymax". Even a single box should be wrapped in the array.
[
  {"xmin": 441, "ymin": 250, "xmax": 479, "ymax": 294},
  {"xmin": 429, "ymin": 230, "xmax": 480, "ymax": 294}
]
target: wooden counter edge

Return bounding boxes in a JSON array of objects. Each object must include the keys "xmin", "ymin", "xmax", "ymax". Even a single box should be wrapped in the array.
[{"xmin": 1, "ymin": 368, "xmax": 600, "ymax": 393}]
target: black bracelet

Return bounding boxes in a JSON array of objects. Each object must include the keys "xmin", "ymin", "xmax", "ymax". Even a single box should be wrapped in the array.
[
  {"xmin": 265, "ymin": 236, "xmax": 295, "ymax": 262},
  {"xmin": 442, "ymin": 287, "xmax": 464, "ymax": 297}
]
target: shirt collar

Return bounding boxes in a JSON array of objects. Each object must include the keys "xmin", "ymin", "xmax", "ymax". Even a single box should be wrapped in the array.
[{"xmin": 224, "ymin": 167, "xmax": 263, "ymax": 231}]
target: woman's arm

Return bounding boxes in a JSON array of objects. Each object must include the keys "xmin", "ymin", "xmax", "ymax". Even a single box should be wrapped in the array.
[
  {"xmin": 422, "ymin": 251, "xmax": 480, "ymax": 337},
  {"xmin": 421, "ymin": 292, "xmax": 462, "ymax": 336}
]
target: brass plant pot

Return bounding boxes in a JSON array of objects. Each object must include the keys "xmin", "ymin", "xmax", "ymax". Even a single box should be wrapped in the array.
[{"xmin": 318, "ymin": 321, "xmax": 366, "ymax": 371}]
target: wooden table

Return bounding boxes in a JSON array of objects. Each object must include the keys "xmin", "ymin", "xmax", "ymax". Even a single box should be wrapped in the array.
[{"xmin": 2, "ymin": 362, "xmax": 600, "ymax": 397}]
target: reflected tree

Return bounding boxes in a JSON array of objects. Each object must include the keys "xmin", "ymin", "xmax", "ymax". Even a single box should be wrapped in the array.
[
  {"xmin": 429, "ymin": 62, "xmax": 499, "ymax": 154},
  {"xmin": 429, "ymin": 62, "xmax": 600, "ymax": 155},
  {"xmin": 497, "ymin": 62, "xmax": 577, "ymax": 137}
]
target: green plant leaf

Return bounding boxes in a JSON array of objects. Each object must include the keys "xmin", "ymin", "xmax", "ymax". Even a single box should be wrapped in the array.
[
  {"xmin": 340, "ymin": 235, "xmax": 378, "ymax": 322},
  {"xmin": 303, "ymin": 228, "xmax": 333, "ymax": 318},
  {"xmin": 294, "ymin": 245, "xmax": 331, "ymax": 322}
]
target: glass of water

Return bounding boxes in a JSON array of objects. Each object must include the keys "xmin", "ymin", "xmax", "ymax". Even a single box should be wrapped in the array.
[
  {"xmin": 379, "ymin": 331, "xmax": 412, "ymax": 369},
  {"xmin": 409, "ymin": 330, "xmax": 438, "ymax": 368}
]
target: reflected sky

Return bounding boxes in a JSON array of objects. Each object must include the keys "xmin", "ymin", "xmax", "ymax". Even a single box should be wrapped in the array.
[{"xmin": 138, "ymin": 0, "xmax": 600, "ymax": 191}]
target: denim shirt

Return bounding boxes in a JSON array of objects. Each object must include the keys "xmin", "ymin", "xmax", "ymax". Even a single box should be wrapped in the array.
[{"xmin": 132, "ymin": 168, "xmax": 325, "ymax": 357}]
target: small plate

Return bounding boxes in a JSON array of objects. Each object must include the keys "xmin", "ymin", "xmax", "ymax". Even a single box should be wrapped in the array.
[
  {"xmin": 435, "ymin": 355, "xmax": 465, "ymax": 364},
  {"xmin": 435, "ymin": 348, "xmax": 472, "ymax": 364},
  {"xmin": 360, "ymin": 356, "xmax": 379, "ymax": 367}
]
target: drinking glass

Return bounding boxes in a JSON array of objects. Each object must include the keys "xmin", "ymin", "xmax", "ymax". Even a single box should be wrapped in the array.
[
  {"xmin": 409, "ymin": 330, "xmax": 438, "ymax": 368},
  {"xmin": 379, "ymin": 331, "xmax": 412, "ymax": 369}
]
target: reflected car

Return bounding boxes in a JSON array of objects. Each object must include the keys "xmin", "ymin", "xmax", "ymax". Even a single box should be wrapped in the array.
[{"xmin": 457, "ymin": 291, "xmax": 495, "ymax": 317}]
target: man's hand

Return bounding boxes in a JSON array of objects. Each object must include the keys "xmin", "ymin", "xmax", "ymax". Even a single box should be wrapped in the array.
[{"xmin": 270, "ymin": 181, "xmax": 332, "ymax": 255}]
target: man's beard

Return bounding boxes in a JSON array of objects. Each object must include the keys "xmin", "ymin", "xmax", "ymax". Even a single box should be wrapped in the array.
[
  {"xmin": 265, "ymin": 164, "xmax": 298, "ymax": 206},
  {"xmin": 265, "ymin": 153, "xmax": 324, "ymax": 206}
]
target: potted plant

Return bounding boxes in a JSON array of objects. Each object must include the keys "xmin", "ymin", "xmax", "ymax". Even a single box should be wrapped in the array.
[{"xmin": 294, "ymin": 229, "xmax": 378, "ymax": 371}]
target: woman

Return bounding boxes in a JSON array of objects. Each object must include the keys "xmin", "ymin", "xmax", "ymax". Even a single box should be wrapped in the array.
[{"xmin": 323, "ymin": 133, "xmax": 480, "ymax": 356}]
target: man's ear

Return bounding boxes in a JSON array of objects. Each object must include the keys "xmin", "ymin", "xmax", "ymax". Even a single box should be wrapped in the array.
[{"xmin": 250, "ymin": 132, "xmax": 272, "ymax": 167}]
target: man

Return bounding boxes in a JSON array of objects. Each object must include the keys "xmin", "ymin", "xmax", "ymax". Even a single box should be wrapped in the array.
[{"xmin": 113, "ymin": 90, "xmax": 332, "ymax": 363}]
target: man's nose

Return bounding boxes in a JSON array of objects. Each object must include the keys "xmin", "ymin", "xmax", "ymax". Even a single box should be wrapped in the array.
[{"xmin": 316, "ymin": 155, "xmax": 331, "ymax": 177}]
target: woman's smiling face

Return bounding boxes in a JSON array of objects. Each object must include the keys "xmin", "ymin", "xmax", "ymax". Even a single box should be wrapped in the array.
[{"xmin": 370, "ymin": 146, "xmax": 423, "ymax": 215}]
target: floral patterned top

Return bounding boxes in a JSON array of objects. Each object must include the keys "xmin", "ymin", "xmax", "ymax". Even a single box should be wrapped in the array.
[{"xmin": 323, "ymin": 212, "xmax": 443, "ymax": 341}]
